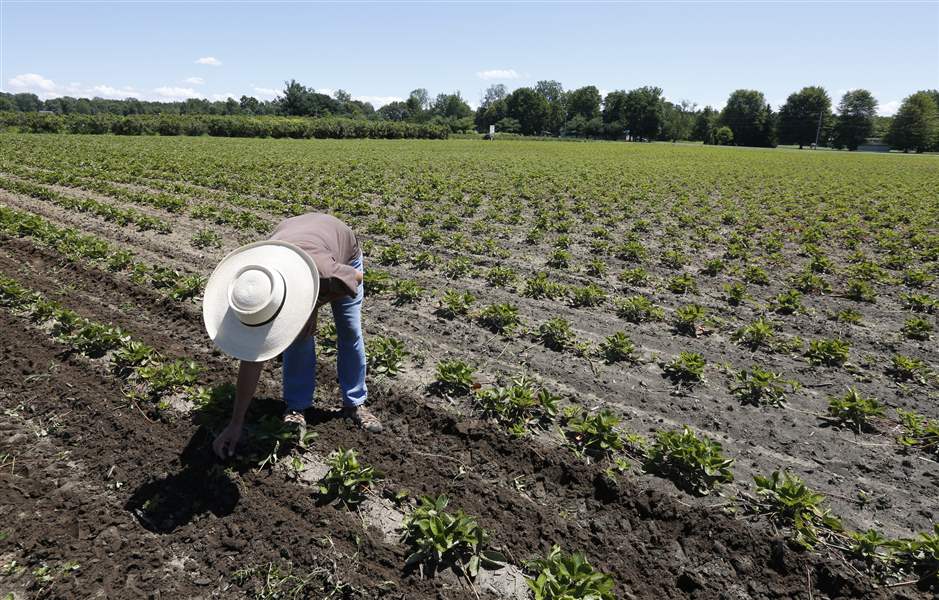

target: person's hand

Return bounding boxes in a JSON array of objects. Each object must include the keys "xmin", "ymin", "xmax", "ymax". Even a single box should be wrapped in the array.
[
  {"xmin": 212, "ymin": 421, "xmax": 243, "ymax": 459},
  {"xmin": 354, "ymin": 270, "xmax": 363, "ymax": 283}
]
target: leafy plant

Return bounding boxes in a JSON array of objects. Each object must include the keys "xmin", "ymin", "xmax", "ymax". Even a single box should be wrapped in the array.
[
  {"xmin": 538, "ymin": 317, "xmax": 577, "ymax": 351},
  {"xmin": 569, "ymin": 283, "xmax": 606, "ymax": 308},
  {"xmin": 743, "ymin": 265, "xmax": 769, "ymax": 285},
  {"xmin": 722, "ymin": 281, "xmax": 748, "ymax": 306},
  {"xmin": 475, "ymin": 376, "xmax": 558, "ymax": 436},
  {"xmin": 731, "ymin": 367, "xmax": 796, "ymax": 407},
  {"xmin": 845, "ymin": 279, "xmax": 876, "ymax": 303},
  {"xmin": 896, "ymin": 409, "xmax": 939, "ymax": 457},
  {"xmin": 673, "ymin": 304, "xmax": 707, "ymax": 336},
  {"xmin": 392, "ymin": 279, "xmax": 423, "ymax": 305},
  {"xmin": 525, "ymin": 545, "xmax": 615, "ymax": 600},
  {"xmin": 887, "ymin": 354, "xmax": 930, "ymax": 384},
  {"xmin": 618, "ymin": 267, "xmax": 650, "ymax": 287},
  {"xmin": 523, "ymin": 272, "xmax": 567, "ymax": 300},
  {"xmin": 400, "ymin": 495, "xmax": 505, "ymax": 579},
  {"xmin": 666, "ymin": 273, "xmax": 698, "ymax": 295},
  {"xmin": 661, "ymin": 352, "xmax": 706, "ymax": 383},
  {"xmin": 804, "ymin": 338, "xmax": 850, "ymax": 367},
  {"xmin": 318, "ymin": 448, "xmax": 381, "ymax": 508},
  {"xmin": 644, "ymin": 426, "xmax": 734, "ymax": 495},
  {"xmin": 614, "ymin": 295, "xmax": 664, "ymax": 323},
  {"xmin": 733, "ymin": 317, "xmax": 775, "ymax": 350},
  {"xmin": 598, "ymin": 331, "xmax": 637, "ymax": 364},
  {"xmin": 901, "ymin": 316, "xmax": 933, "ymax": 341},
  {"xmin": 825, "ymin": 387, "xmax": 884, "ymax": 433},
  {"xmin": 771, "ymin": 289, "xmax": 804, "ymax": 315},
  {"xmin": 562, "ymin": 407, "xmax": 623, "ymax": 457},
  {"xmin": 477, "ymin": 302, "xmax": 521, "ymax": 333},
  {"xmin": 901, "ymin": 292, "xmax": 937, "ymax": 314},
  {"xmin": 366, "ymin": 335, "xmax": 406, "ymax": 376},
  {"xmin": 435, "ymin": 290, "xmax": 475, "ymax": 319},
  {"xmin": 433, "ymin": 359, "xmax": 475, "ymax": 396},
  {"xmin": 485, "ymin": 266, "xmax": 517, "ymax": 287},
  {"xmin": 190, "ymin": 228, "xmax": 222, "ymax": 249},
  {"xmin": 752, "ymin": 470, "xmax": 842, "ymax": 549},
  {"xmin": 833, "ymin": 308, "xmax": 863, "ymax": 324}
]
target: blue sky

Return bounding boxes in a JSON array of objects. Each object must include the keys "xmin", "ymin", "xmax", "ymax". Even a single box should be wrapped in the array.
[{"xmin": 2, "ymin": 1, "xmax": 937, "ymax": 115}]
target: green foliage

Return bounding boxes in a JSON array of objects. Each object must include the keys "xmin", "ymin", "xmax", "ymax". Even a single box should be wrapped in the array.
[
  {"xmin": 485, "ymin": 266, "xmax": 517, "ymax": 287},
  {"xmin": 673, "ymin": 303, "xmax": 707, "ymax": 336},
  {"xmin": 190, "ymin": 228, "xmax": 222, "ymax": 249},
  {"xmin": 753, "ymin": 470, "xmax": 843, "ymax": 549},
  {"xmin": 475, "ymin": 375, "xmax": 558, "ymax": 436},
  {"xmin": 896, "ymin": 409, "xmax": 939, "ymax": 457},
  {"xmin": 433, "ymin": 359, "xmax": 475, "ymax": 396},
  {"xmin": 723, "ymin": 281, "xmax": 749, "ymax": 306},
  {"xmin": 401, "ymin": 495, "xmax": 504, "ymax": 578},
  {"xmin": 363, "ymin": 269, "xmax": 392, "ymax": 295},
  {"xmin": 477, "ymin": 302, "xmax": 521, "ymax": 333},
  {"xmin": 538, "ymin": 317, "xmax": 577, "ymax": 351},
  {"xmin": 523, "ymin": 272, "xmax": 568, "ymax": 300},
  {"xmin": 887, "ymin": 354, "xmax": 930, "ymax": 384},
  {"xmin": 392, "ymin": 279, "xmax": 423, "ymax": 305},
  {"xmin": 742, "ymin": 265, "xmax": 769, "ymax": 285},
  {"xmin": 804, "ymin": 338, "xmax": 850, "ymax": 367},
  {"xmin": 318, "ymin": 448, "xmax": 381, "ymax": 508},
  {"xmin": 618, "ymin": 267, "xmax": 650, "ymax": 287},
  {"xmin": 569, "ymin": 283, "xmax": 607, "ymax": 308},
  {"xmin": 826, "ymin": 387, "xmax": 884, "ymax": 433},
  {"xmin": 435, "ymin": 289, "xmax": 475, "ymax": 319},
  {"xmin": 845, "ymin": 279, "xmax": 877, "ymax": 303},
  {"xmin": 366, "ymin": 335, "xmax": 406, "ymax": 376},
  {"xmin": 731, "ymin": 367, "xmax": 796, "ymax": 407},
  {"xmin": 666, "ymin": 273, "xmax": 697, "ymax": 295},
  {"xmin": 598, "ymin": 331, "xmax": 637, "ymax": 364},
  {"xmin": 901, "ymin": 292, "xmax": 937, "ymax": 314},
  {"xmin": 562, "ymin": 408, "xmax": 623, "ymax": 457},
  {"xmin": 525, "ymin": 545, "xmax": 615, "ymax": 600},
  {"xmin": 442, "ymin": 257, "xmax": 474, "ymax": 279},
  {"xmin": 771, "ymin": 289, "xmax": 804, "ymax": 315},
  {"xmin": 733, "ymin": 317, "xmax": 775, "ymax": 350},
  {"xmin": 662, "ymin": 351, "xmax": 706, "ymax": 383},
  {"xmin": 902, "ymin": 316, "xmax": 933, "ymax": 340},
  {"xmin": 614, "ymin": 295, "xmax": 664, "ymax": 323},
  {"xmin": 644, "ymin": 427, "xmax": 734, "ymax": 495}
]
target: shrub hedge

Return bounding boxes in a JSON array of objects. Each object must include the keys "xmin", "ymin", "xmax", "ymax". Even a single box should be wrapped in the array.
[{"xmin": 0, "ymin": 112, "xmax": 449, "ymax": 140}]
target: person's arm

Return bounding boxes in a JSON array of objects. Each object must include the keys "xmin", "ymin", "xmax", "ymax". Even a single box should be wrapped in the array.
[{"xmin": 212, "ymin": 360, "xmax": 265, "ymax": 458}]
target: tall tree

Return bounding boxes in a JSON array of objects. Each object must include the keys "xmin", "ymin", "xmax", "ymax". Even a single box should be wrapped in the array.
[
  {"xmin": 691, "ymin": 106, "xmax": 718, "ymax": 143},
  {"xmin": 662, "ymin": 99, "xmax": 696, "ymax": 141},
  {"xmin": 833, "ymin": 89, "xmax": 877, "ymax": 150},
  {"xmin": 621, "ymin": 86, "xmax": 665, "ymax": 141},
  {"xmin": 602, "ymin": 90, "xmax": 629, "ymax": 137},
  {"xmin": 886, "ymin": 91, "xmax": 939, "ymax": 153},
  {"xmin": 481, "ymin": 84, "xmax": 508, "ymax": 108},
  {"xmin": 535, "ymin": 80, "xmax": 566, "ymax": 135},
  {"xmin": 377, "ymin": 101, "xmax": 410, "ymax": 121},
  {"xmin": 431, "ymin": 92, "xmax": 473, "ymax": 119},
  {"xmin": 567, "ymin": 86, "xmax": 601, "ymax": 121},
  {"xmin": 777, "ymin": 86, "xmax": 831, "ymax": 148},
  {"xmin": 720, "ymin": 89, "xmax": 776, "ymax": 147},
  {"xmin": 506, "ymin": 87, "xmax": 549, "ymax": 135},
  {"xmin": 406, "ymin": 88, "xmax": 430, "ymax": 117}
]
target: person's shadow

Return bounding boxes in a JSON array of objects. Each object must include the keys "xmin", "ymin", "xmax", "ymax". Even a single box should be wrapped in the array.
[{"xmin": 124, "ymin": 426, "xmax": 240, "ymax": 534}]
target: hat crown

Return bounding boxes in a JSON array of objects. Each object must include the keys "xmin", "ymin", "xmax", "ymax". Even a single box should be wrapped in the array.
[{"xmin": 227, "ymin": 264, "xmax": 285, "ymax": 326}]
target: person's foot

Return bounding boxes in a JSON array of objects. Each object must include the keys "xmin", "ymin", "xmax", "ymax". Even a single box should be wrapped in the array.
[
  {"xmin": 283, "ymin": 409, "xmax": 307, "ymax": 438},
  {"xmin": 343, "ymin": 405, "xmax": 383, "ymax": 433}
]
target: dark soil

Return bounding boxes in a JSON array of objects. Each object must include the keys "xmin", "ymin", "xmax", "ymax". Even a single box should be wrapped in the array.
[{"xmin": 1, "ymin": 258, "xmax": 933, "ymax": 598}]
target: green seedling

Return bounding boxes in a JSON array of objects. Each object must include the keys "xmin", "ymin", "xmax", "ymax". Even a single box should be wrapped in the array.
[
  {"xmin": 562, "ymin": 407, "xmax": 623, "ymax": 457},
  {"xmin": 435, "ymin": 290, "xmax": 475, "ymax": 319},
  {"xmin": 392, "ymin": 279, "xmax": 423, "ymax": 305},
  {"xmin": 485, "ymin": 266, "xmax": 517, "ymax": 287},
  {"xmin": 771, "ymin": 289, "xmax": 804, "ymax": 315},
  {"xmin": 318, "ymin": 448, "xmax": 381, "ymax": 508},
  {"xmin": 825, "ymin": 387, "xmax": 884, "ymax": 433},
  {"xmin": 804, "ymin": 338, "xmax": 850, "ymax": 367},
  {"xmin": 752, "ymin": 470, "xmax": 842, "ymax": 549},
  {"xmin": 401, "ymin": 495, "xmax": 505, "ymax": 579},
  {"xmin": 722, "ymin": 282, "xmax": 748, "ymax": 306},
  {"xmin": 366, "ymin": 335, "xmax": 406, "ymax": 377},
  {"xmin": 896, "ymin": 409, "xmax": 939, "ymax": 457},
  {"xmin": 615, "ymin": 295, "xmax": 664, "ymax": 323},
  {"xmin": 661, "ymin": 351, "xmax": 706, "ymax": 384},
  {"xmin": 525, "ymin": 545, "xmax": 615, "ymax": 600},
  {"xmin": 731, "ymin": 367, "xmax": 796, "ymax": 407},
  {"xmin": 666, "ymin": 273, "xmax": 698, "ymax": 295},
  {"xmin": 902, "ymin": 316, "xmax": 933, "ymax": 341},
  {"xmin": 476, "ymin": 303, "xmax": 521, "ymax": 333},
  {"xmin": 673, "ymin": 304, "xmax": 707, "ymax": 336},
  {"xmin": 644, "ymin": 426, "xmax": 734, "ymax": 495},
  {"xmin": 523, "ymin": 272, "xmax": 567, "ymax": 300},
  {"xmin": 598, "ymin": 331, "xmax": 637, "ymax": 364},
  {"xmin": 733, "ymin": 317, "xmax": 775, "ymax": 350},
  {"xmin": 569, "ymin": 284, "xmax": 606, "ymax": 308},
  {"xmin": 887, "ymin": 354, "xmax": 930, "ymax": 384},
  {"xmin": 537, "ymin": 318, "xmax": 577, "ymax": 351},
  {"xmin": 433, "ymin": 359, "xmax": 476, "ymax": 396},
  {"xmin": 475, "ymin": 376, "xmax": 558, "ymax": 437}
]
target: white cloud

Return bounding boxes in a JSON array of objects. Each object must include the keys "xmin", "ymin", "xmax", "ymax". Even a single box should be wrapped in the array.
[
  {"xmin": 315, "ymin": 87, "xmax": 335, "ymax": 96},
  {"xmin": 252, "ymin": 86, "xmax": 280, "ymax": 99},
  {"xmin": 878, "ymin": 100, "xmax": 900, "ymax": 117},
  {"xmin": 183, "ymin": 76, "xmax": 205, "ymax": 85},
  {"xmin": 195, "ymin": 56, "xmax": 222, "ymax": 66},
  {"xmin": 153, "ymin": 86, "xmax": 200, "ymax": 101},
  {"xmin": 353, "ymin": 95, "xmax": 402, "ymax": 108},
  {"xmin": 211, "ymin": 92, "xmax": 238, "ymax": 102},
  {"xmin": 477, "ymin": 69, "xmax": 520, "ymax": 80},
  {"xmin": 8, "ymin": 73, "xmax": 57, "ymax": 93},
  {"xmin": 91, "ymin": 84, "xmax": 140, "ymax": 99}
]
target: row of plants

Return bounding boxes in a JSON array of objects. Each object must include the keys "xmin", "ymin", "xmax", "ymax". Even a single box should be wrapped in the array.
[
  {"xmin": 314, "ymin": 447, "xmax": 615, "ymax": 598},
  {"xmin": 0, "ymin": 275, "xmax": 201, "ymax": 409},
  {"xmin": 0, "ymin": 204, "xmax": 204, "ymax": 301},
  {"xmin": 0, "ymin": 175, "xmax": 170, "ymax": 232}
]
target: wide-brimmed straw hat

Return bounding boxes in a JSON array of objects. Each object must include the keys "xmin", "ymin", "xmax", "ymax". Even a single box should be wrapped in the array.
[{"xmin": 203, "ymin": 240, "xmax": 319, "ymax": 362}]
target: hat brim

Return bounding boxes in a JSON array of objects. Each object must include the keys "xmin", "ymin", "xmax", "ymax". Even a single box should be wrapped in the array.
[{"xmin": 203, "ymin": 240, "xmax": 320, "ymax": 362}]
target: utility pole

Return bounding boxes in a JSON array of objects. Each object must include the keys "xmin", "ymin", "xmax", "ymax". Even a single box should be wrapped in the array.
[{"xmin": 813, "ymin": 109, "xmax": 824, "ymax": 149}]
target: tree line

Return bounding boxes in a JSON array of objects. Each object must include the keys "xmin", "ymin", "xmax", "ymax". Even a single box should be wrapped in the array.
[{"xmin": 2, "ymin": 79, "xmax": 937, "ymax": 152}]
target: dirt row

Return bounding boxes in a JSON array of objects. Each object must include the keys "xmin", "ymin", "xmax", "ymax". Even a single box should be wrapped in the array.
[
  {"xmin": 0, "ymin": 237, "xmax": 915, "ymax": 598},
  {"xmin": 3, "ymin": 186, "xmax": 935, "ymax": 539}
]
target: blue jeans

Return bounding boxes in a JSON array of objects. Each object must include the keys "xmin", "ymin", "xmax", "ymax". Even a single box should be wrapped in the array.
[{"xmin": 282, "ymin": 254, "xmax": 367, "ymax": 410}]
